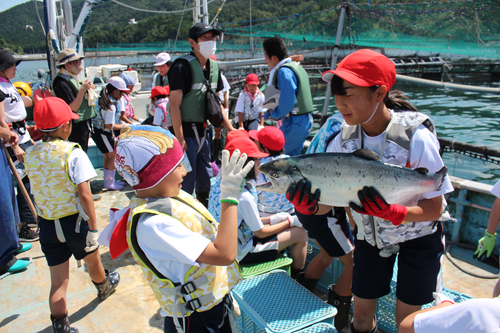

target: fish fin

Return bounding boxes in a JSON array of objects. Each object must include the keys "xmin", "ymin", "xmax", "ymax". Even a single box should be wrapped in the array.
[
  {"xmin": 352, "ymin": 149, "xmax": 381, "ymax": 161},
  {"xmin": 436, "ymin": 166, "xmax": 448, "ymax": 191},
  {"xmin": 415, "ymin": 167, "xmax": 429, "ymax": 175}
]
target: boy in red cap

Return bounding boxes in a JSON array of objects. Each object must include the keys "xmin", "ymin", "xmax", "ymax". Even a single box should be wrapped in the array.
[
  {"xmin": 248, "ymin": 126, "xmax": 294, "ymax": 216},
  {"xmin": 149, "ymin": 86, "xmax": 171, "ymax": 130},
  {"xmin": 234, "ymin": 73, "xmax": 265, "ymax": 131},
  {"xmin": 208, "ymin": 137, "xmax": 308, "ymax": 277},
  {"xmin": 102, "ymin": 125, "xmax": 252, "ymax": 332},
  {"xmin": 25, "ymin": 97, "xmax": 120, "ymax": 333},
  {"xmin": 290, "ymin": 49, "xmax": 453, "ymax": 333}
]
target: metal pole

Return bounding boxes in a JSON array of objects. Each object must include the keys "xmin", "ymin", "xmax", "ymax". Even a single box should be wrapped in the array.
[
  {"xmin": 320, "ymin": 0, "xmax": 348, "ymax": 127},
  {"xmin": 62, "ymin": 0, "xmax": 74, "ymax": 38},
  {"xmin": 250, "ymin": 0, "xmax": 254, "ymax": 59},
  {"xmin": 202, "ymin": 0, "xmax": 209, "ymax": 24}
]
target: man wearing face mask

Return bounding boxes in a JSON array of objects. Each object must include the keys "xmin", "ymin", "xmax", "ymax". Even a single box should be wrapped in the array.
[{"xmin": 168, "ymin": 22, "xmax": 235, "ymax": 208}]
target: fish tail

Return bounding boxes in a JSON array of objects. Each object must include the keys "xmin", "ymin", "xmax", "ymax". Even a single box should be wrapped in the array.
[{"xmin": 436, "ymin": 166, "xmax": 448, "ymax": 191}]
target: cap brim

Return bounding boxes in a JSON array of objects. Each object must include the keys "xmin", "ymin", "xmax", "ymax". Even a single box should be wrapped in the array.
[
  {"xmin": 250, "ymin": 151, "xmax": 269, "ymax": 158},
  {"xmin": 248, "ymin": 130, "xmax": 259, "ymax": 142},
  {"xmin": 154, "ymin": 60, "xmax": 168, "ymax": 66},
  {"xmin": 70, "ymin": 112, "xmax": 80, "ymax": 120},
  {"xmin": 322, "ymin": 69, "xmax": 374, "ymax": 87},
  {"xmin": 246, "ymin": 81, "xmax": 259, "ymax": 85},
  {"xmin": 15, "ymin": 60, "xmax": 22, "ymax": 66}
]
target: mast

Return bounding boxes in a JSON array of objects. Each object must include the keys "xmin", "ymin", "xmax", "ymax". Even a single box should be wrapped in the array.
[{"xmin": 320, "ymin": 0, "xmax": 348, "ymax": 127}]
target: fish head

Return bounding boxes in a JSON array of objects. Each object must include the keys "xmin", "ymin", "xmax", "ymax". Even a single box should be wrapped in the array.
[{"xmin": 256, "ymin": 157, "xmax": 300, "ymax": 194}]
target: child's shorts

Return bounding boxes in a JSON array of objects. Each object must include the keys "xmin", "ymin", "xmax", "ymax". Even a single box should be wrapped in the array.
[
  {"xmin": 91, "ymin": 127, "xmax": 115, "ymax": 154},
  {"xmin": 39, "ymin": 213, "xmax": 97, "ymax": 267},
  {"xmin": 297, "ymin": 207, "xmax": 354, "ymax": 258},
  {"xmin": 352, "ymin": 222, "xmax": 444, "ymax": 306},
  {"xmin": 239, "ymin": 234, "xmax": 279, "ymax": 265}
]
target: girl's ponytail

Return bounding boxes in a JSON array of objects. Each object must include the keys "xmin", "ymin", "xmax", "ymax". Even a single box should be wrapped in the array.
[{"xmin": 384, "ymin": 90, "xmax": 418, "ymax": 112}]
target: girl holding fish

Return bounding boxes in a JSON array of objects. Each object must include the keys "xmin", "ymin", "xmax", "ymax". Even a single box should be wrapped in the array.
[{"xmin": 287, "ymin": 49, "xmax": 453, "ymax": 333}]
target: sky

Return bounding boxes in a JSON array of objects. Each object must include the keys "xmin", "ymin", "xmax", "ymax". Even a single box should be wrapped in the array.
[{"xmin": 0, "ymin": 0, "xmax": 32, "ymax": 12}]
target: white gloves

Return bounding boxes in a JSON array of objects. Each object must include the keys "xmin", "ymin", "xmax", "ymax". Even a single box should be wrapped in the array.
[
  {"xmin": 257, "ymin": 124, "xmax": 264, "ymax": 131},
  {"xmin": 288, "ymin": 215, "xmax": 303, "ymax": 228},
  {"xmin": 269, "ymin": 212, "xmax": 291, "ymax": 225},
  {"xmin": 220, "ymin": 149, "xmax": 254, "ymax": 204},
  {"xmin": 269, "ymin": 213, "xmax": 303, "ymax": 228},
  {"xmin": 85, "ymin": 230, "xmax": 99, "ymax": 252},
  {"xmin": 432, "ymin": 292, "xmax": 455, "ymax": 306}
]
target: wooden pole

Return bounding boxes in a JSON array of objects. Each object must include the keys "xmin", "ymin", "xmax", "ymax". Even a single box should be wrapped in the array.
[{"xmin": 1, "ymin": 141, "xmax": 38, "ymax": 221}]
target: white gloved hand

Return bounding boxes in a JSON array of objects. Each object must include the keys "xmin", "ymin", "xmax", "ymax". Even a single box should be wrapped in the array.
[
  {"xmin": 257, "ymin": 124, "xmax": 265, "ymax": 131},
  {"xmin": 85, "ymin": 230, "xmax": 99, "ymax": 252},
  {"xmin": 432, "ymin": 292, "xmax": 455, "ymax": 307},
  {"xmin": 269, "ymin": 212, "xmax": 291, "ymax": 225},
  {"xmin": 220, "ymin": 149, "xmax": 254, "ymax": 205},
  {"xmin": 288, "ymin": 215, "xmax": 303, "ymax": 228}
]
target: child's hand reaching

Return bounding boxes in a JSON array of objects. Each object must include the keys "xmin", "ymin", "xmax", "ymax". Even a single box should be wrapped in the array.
[{"xmin": 219, "ymin": 149, "xmax": 254, "ymax": 205}]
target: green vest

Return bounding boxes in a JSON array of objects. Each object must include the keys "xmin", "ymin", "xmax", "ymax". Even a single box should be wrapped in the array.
[
  {"xmin": 272, "ymin": 61, "xmax": 314, "ymax": 115},
  {"xmin": 54, "ymin": 73, "xmax": 97, "ymax": 123},
  {"xmin": 179, "ymin": 55, "xmax": 219, "ymax": 123},
  {"xmin": 154, "ymin": 73, "xmax": 169, "ymax": 87}
]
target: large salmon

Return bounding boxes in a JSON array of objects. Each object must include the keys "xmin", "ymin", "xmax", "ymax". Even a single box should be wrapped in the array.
[{"xmin": 256, "ymin": 149, "xmax": 448, "ymax": 207}]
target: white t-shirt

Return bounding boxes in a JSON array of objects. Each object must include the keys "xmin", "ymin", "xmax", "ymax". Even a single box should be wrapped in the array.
[
  {"xmin": 414, "ymin": 298, "xmax": 500, "ymax": 333},
  {"xmin": 103, "ymin": 104, "xmax": 117, "ymax": 126},
  {"xmin": 0, "ymin": 80, "xmax": 32, "ymax": 144},
  {"xmin": 234, "ymin": 93, "xmax": 246, "ymax": 116},
  {"xmin": 219, "ymin": 74, "xmax": 230, "ymax": 104},
  {"xmin": 67, "ymin": 147, "xmax": 97, "ymax": 185},
  {"xmin": 326, "ymin": 124, "xmax": 454, "ymax": 201},
  {"xmin": 491, "ymin": 180, "xmax": 500, "ymax": 199},
  {"xmin": 136, "ymin": 213, "xmax": 211, "ymax": 284},
  {"xmin": 236, "ymin": 189, "xmax": 265, "ymax": 260}
]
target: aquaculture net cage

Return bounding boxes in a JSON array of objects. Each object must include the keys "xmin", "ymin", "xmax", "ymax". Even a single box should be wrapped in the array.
[
  {"xmin": 219, "ymin": 0, "xmax": 500, "ymax": 60},
  {"xmin": 439, "ymin": 139, "xmax": 500, "ymax": 185}
]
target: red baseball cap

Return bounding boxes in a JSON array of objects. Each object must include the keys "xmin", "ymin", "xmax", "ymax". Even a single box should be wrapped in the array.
[
  {"xmin": 149, "ymin": 86, "xmax": 168, "ymax": 99},
  {"xmin": 226, "ymin": 129, "xmax": 249, "ymax": 145},
  {"xmin": 225, "ymin": 137, "xmax": 269, "ymax": 158},
  {"xmin": 246, "ymin": 73, "xmax": 259, "ymax": 85},
  {"xmin": 249, "ymin": 126, "xmax": 285, "ymax": 151},
  {"xmin": 33, "ymin": 97, "xmax": 79, "ymax": 132},
  {"xmin": 321, "ymin": 49, "xmax": 396, "ymax": 91}
]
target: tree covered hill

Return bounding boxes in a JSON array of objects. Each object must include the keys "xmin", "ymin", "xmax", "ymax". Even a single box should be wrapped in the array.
[{"xmin": 0, "ymin": 0, "xmax": 330, "ymax": 53}]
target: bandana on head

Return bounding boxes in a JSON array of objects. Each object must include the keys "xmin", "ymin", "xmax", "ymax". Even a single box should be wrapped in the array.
[{"xmin": 114, "ymin": 125, "xmax": 184, "ymax": 190}]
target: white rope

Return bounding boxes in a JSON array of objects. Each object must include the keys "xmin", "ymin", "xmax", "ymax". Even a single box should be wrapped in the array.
[
  {"xmin": 109, "ymin": 0, "xmax": 215, "ymax": 14},
  {"xmin": 35, "ymin": 0, "xmax": 46, "ymax": 35}
]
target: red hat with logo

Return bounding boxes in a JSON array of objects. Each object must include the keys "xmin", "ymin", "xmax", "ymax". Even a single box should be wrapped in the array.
[
  {"xmin": 249, "ymin": 126, "xmax": 285, "ymax": 151},
  {"xmin": 321, "ymin": 49, "xmax": 396, "ymax": 91},
  {"xmin": 225, "ymin": 137, "xmax": 269, "ymax": 158},
  {"xmin": 246, "ymin": 73, "xmax": 259, "ymax": 85},
  {"xmin": 33, "ymin": 97, "xmax": 79, "ymax": 132},
  {"xmin": 149, "ymin": 86, "xmax": 169, "ymax": 99}
]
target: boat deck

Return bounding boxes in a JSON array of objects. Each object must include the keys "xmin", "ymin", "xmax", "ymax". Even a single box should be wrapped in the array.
[{"xmin": 1, "ymin": 175, "xmax": 498, "ymax": 333}]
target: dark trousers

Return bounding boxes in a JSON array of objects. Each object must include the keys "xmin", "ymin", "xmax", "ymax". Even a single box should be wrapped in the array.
[
  {"xmin": 7, "ymin": 140, "xmax": 36, "ymax": 226},
  {"xmin": 163, "ymin": 296, "xmax": 233, "ymax": 333},
  {"xmin": 68, "ymin": 120, "xmax": 91, "ymax": 152}
]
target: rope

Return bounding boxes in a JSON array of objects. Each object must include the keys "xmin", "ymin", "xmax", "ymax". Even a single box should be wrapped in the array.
[
  {"xmin": 109, "ymin": 0, "xmax": 215, "ymax": 14},
  {"xmin": 173, "ymin": 0, "xmax": 189, "ymax": 53},
  {"xmin": 34, "ymin": 0, "xmax": 46, "ymax": 35},
  {"xmin": 445, "ymin": 244, "xmax": 498, "ymax": 279}
]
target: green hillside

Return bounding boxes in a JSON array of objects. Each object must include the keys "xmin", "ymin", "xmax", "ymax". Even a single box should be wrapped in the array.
[{"xmin": 0, "ymin": 0, "xmax": 329, "ymax": 53}]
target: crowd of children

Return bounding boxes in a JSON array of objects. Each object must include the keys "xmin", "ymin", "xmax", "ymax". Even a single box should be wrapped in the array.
[{"xmin": 1, "ymin": 27, "xmax": 499, "ymax": 333}]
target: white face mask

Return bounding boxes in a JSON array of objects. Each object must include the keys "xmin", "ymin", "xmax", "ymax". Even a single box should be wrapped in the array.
[{"xmin": 197, "ymin": 41, "xmax": 216, "ymax": 59}]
